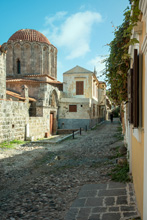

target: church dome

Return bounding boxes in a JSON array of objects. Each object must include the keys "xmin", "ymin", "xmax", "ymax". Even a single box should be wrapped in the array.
[{"xmin": 8, "ymin": 29, "xmax": 51, "ymax": 45}]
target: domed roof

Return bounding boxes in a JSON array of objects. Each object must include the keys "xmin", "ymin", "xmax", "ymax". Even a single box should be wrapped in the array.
[{"xmin": 8, "ymin": 29, "xmax": 51, "ymax": 45}]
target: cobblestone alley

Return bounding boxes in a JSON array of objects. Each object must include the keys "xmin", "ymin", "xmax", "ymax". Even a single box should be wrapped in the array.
[{"xmin": 0, "ymin": 119, "xmax": 139, "ymax": 220}]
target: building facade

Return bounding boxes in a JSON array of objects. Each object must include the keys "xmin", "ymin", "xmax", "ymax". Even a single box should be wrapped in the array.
[
  {"xmin": 2, "ymin": 29, "xmax": 57, "ymax": 79},
  {"xmin": 0, "ymin": 29, "xmax": 62, "ymax": 141},
  {"xmin": 122, "ymin": 1, "xmax": 147, "ymax": 219},
  {"xmin": 58, "ymin": 65, "xmax": 106, "ymax": 129},
  {"xmin": 0, "ymin": 29, "xmax": 107, "ymax": 142}
]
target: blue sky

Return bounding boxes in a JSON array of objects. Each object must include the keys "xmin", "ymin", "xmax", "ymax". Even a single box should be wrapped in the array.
[{"xmin": 0, "ymin": 0, "xmax": 129, "ymax": 82}]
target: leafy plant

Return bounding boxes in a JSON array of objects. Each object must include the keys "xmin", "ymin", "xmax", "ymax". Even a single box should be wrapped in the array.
[
  {"xmin": 104, "ymin": 0, "xmax": 140, "ymax": 104},
  {"xmin": 110, "ymin": 162, "xmax": 130, "ymax": 182}
]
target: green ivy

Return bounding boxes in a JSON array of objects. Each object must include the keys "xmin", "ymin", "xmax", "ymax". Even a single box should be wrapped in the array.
[{"xmin": 104, "ymin": 0, "xmax": 140, "ymax": 104}]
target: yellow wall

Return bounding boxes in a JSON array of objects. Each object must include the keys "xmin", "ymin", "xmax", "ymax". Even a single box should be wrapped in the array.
[
  {"xmin": 131, "ymin": 19, "xmax": 146, "ymax": 219},
  {"xmin": 132, "ymin": 132, "xmax": 144, "ymax": 218}
]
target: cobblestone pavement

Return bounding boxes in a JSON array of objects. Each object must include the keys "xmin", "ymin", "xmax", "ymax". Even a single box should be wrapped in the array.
[
  {"xmin": 0, "ymin": 119, "xmax": 140, "ymax": 220},
  {"xmin": 65, "ymin": 182, "xmax": 139, "ymax": 220}
]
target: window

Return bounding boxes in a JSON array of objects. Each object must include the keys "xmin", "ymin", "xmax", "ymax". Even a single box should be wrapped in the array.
[
  {"xmin": 76, "ymin": 81, "xmax": 84, "ymax": 95},
  {"xmin": 69, "ymin": 105, "xmax": 77, "ymax": 112},
  {"xmin": 17, "ymin": 59, "xmax": 21, "ymax": 74},
  {"xmin": 128, "ymin": 49, "xmax": 143, "ymax": 128}
]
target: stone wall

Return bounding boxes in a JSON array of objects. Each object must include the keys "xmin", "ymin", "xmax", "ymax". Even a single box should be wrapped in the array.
[
  {"xmin": 0, "ymin": 52, "xmax": 6, "ymax": 99},
  {"xmin": 29, "ymin": 106, "xmax": 58, "ymax": 139},
  {"xmin": 29, "ymin": 116, "xmax": 49, "ymax": 140},
  {"xmin": 0, "ymin": 99, "xmax": 58, "ymax": 142},
  {"xmin": 0, "ymin": 100, "xmax": 29, "ymax": 142}
]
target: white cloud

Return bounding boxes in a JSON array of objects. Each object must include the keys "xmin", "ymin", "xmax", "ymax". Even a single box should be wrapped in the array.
[
  {"xmin": 42, "ymin": 11, "xmax": 102, "ymax": 59},
  {"xmin": 45, "ymin": 11, "xmax": 67, "ymax": 26},
  {"xmin": 88, "ymin": 56, "xmax": 106, "ymax": 79}
]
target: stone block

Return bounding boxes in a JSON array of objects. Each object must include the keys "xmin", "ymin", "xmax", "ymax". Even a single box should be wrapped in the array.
[
  {"xmin": 76, "ymin": 208, "xmax": 91, "ymax": 219},
  {"xmin": 92, "ymin": 206, "xmax": 107, "ymax": 213},
  {"xmin": 102, "ymin": 213, "xmax": 121, "ymax": 220},
  {"xmin": 109, "ymin": 207, "xmax": 119, "ymax": 212},
  {"xmin": 116, "ymin": 196, "xmax": 128, "ymax": 205},
  {"xmin": 88, "ymin": 214, "xmax": 101, "ymax": 220},
  {"xmin": 123, "ymin": 212, "xmax": 138, "ymax": 218},
  {"xmin": 104, "ymin": 197, "xmax": 115, "ymax": 206},
  {"xmin": 78, "ymin": 190, "xmax": 97, "ymax": 198},
  {"xmin": 120, "ymin": 206, "xmax": 135, "ymax": 212},
  {"xmin": 85, "ymin": 198, "xmax": 103, "ymax": 206},
  {"xmin": 98, "ymin": 189, "xmax": 126, "ymax": 197},
  {"xmin": 108, "ymin": 182, "xmax": 126, "ymax": 189},
  {"xmin": 71, "ymin": 198, "xmax": 86, "ymax": 207},
  {"xmin": 82, "ymin": 183, "xmax": 107, "ymax": 191}
]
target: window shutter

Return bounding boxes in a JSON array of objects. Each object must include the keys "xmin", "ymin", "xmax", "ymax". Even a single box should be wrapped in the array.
[
  {"xmin": 130, "ymin": 68, "xmax": 134, "ymax": 124},
  {"xmin": 76, "ymin": 81, "xmax": 84, "ymax": 95},
  {"xmin": 69, "ymin": 105, "xmax": 77, "ymax": 112},
  {"xmin": 133, "ymin": 49, "xmax": 139, "ymax": 128},
  {"xmin": 128, "ymin": 68, "xmax": 133, "ymax": 124},
  {"xmin": 139, "ymin": 53, "xmax": 143, "ymax": 127},
  {"xmin": 128, "ymin": 69, "xmax": 131, "ymax": 122}
]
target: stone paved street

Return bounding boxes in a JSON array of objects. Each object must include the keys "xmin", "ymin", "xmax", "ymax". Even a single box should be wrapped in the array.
[
  {"xmin": 0, "ymin": 119, "xmax": 140, "ymax": 220},
  {"xmin": 65, "ymin": 182, "xmax": 139, "ymax": 220}
]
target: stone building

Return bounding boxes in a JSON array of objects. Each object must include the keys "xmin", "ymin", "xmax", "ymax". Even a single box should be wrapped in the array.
[
  {"xmin": 0, "ymin": 29, "xmax": 107, "ymax": 142},
  {"xmin": 2, "ymin": 29, "xmax": 57, "ymax": 79},
  {"xmin": 0, "ymin": 47, "xmax": 29, "ymax": 141},
  {"xmin": 58, "ymin": 65, "xmax": 106, "ymax": 129},
  {"xmin": 0, "ymin": 29, "xmax": 62, "ymax": 142}
]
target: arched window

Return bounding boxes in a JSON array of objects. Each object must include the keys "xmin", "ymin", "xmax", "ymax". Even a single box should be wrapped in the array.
[{"xmin": 17, "ymin": 59, "xmax": 21, "ymax": 74}]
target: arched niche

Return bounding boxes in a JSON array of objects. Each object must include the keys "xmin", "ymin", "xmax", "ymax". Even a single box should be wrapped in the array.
[
  {"xmin": 49, "ymin": 90, "xmax": 58, "ymax": 108},
  {"xmin": 6, "ymin": 45, "xmax": 13, "ymax": 75},
  {"xmin": 14, "ymin": 43, "xmax": 21, "ymax": 75},
  {"xmin": 43, "ymin": 46, "xmax": 48, "ymax": 74},
  {"xmin": 33, "ymin": 43, "xmax": 41, "ymax": 74},
  {"xmin": 23, "ymin": 43, "xmax": 31, "ymax": 74}
]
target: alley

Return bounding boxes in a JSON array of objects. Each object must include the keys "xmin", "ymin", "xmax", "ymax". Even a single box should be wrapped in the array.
[{"xmin": 0, "ymin": 119, "xmax": 139, "ymax": 220}]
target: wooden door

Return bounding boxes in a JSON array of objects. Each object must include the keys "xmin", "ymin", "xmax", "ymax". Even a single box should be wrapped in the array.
[{"xmin": 50, "ymin": 113, "xmax": 54, "ymax": 135}]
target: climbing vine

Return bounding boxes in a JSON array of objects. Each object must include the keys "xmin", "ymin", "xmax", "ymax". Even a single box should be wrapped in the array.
[{"xmin": 104, "ymin": 0, "xmax": 140, "ymax": 104}]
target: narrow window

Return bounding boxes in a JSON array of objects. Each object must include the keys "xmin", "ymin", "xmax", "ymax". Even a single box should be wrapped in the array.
[
  {"xmin": 17, "ymin": 59, "xmax": 21, "ymax": 74},
  {"xmin": 76, "ymin": 81, "xmax": 84, "ymax": 95},
  {"xmin": 69, "ymin": 105, "xmax": 77, "ymax": 112}
]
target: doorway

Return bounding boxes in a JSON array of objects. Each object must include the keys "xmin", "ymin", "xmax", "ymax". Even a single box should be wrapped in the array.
[{"xmin": 50, "ymin": 113, "xmax": 54, "ymax": 135}]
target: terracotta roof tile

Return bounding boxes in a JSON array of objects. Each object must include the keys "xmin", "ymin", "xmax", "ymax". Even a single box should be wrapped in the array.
[
  {"xmin": 6, "ymin": 78, "xmax": 62, "ymax": 84},
  {"xmin": 6, "ymin": 90, "xmax": 36, "ymax": 102},
  {"xmin": 8, "ymin": 29, "xmax": 51, "ymax": 45},
  {"xmin": 24, "ymin": 74, "xmax": 56, "ymax": 80}
]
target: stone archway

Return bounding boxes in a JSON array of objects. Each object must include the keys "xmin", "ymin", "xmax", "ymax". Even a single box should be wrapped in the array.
[{"xmin": 49, "ymin": 89, "xmax": 58, "ymax": 108}]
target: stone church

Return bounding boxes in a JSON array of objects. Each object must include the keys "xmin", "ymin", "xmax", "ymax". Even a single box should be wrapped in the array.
[
  {"xmin": 0, "ymin": 29, "xmax": 63, "ymax": 141},
  {"xmin": 2, "ymin": 29, "xmax": 57, "ymax": 79}
]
